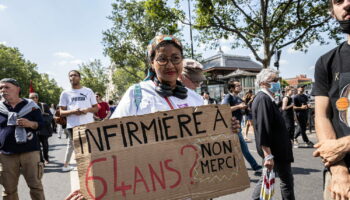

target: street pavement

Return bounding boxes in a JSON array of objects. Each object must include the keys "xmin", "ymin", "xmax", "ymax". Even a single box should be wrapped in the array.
[
  {"xmin": 215, "ymin": 131, "xmax": 323, "ymax": 200},
  {"xmin": 6, "ymin": 130, "xmax": 323, "ymax": 200}
]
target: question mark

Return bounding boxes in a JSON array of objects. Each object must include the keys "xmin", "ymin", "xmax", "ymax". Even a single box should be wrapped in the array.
[{"xmin": 180, "ymin": 145, "xmax": 199, "ymax": 184}]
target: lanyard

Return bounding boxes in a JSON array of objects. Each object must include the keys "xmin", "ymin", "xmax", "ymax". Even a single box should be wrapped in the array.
[{"xmin": 164, "ymin": 97, "xmax": 174, "ymax": 110}]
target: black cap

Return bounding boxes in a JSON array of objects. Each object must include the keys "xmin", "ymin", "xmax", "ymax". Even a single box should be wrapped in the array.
[{"xmin": 0, "ymin": 78, "xmax": 20, "ymax": 87}]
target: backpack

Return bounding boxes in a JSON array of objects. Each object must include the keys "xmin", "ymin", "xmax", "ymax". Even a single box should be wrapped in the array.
[{"xmin": 134, "ymin": 83, "xmax": 142, "ymax": 111}]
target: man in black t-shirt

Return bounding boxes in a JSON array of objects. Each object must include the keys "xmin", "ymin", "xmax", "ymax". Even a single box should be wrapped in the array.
[
  {"xmin": 293, "ymin": 85, "xmax": 313, "ymax": 147},
  {"xmin": 312, "ymin": 1, "xmax": 350, "ymax": 199}
]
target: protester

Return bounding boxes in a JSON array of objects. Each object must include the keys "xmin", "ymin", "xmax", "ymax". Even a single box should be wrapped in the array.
[
  {"xmin": 282, "ymin": 87, "xmax": 295, "ymax": 142},
  {"xmin": 65, "ymin": 35, "xmax": 240, "ymax": 200},
  {"xmin": 202, "ymin": 91, "xmax": 217, "ymax": 105},
  {"xmin": 293, "ymin": 85, "xmax": 313, "ymax": 147},
  {"xmin": 312, "ymin": 0, "xmax": 350, "ymax": 199},
  {"xmin": 108, "ymin": 100, "xmax": 116, "ymax": 116},
  {"xmin": 59, "ymin": 70, "xmax": 98, "ymax": 172},
  {"xmin": 50, "ymin": 103, "xmax": 57, "ymax": 133},
  {"xmin": 221, "ymin": 80, "xmax": 262, "ymax": 172},
  {"xmin": 251, "ymin": 68, "xmax": 295, "ymax": 200},
  {"xmin": 54, "ymin": 105, "xmax": 68, "ymax": 139},
  {"xmin": 94, "ymin": 92, "xmax": 110, "ymax": 121},
  {"xmin": 178, "ymin": 58, "xmax": 206, "ymax": 90},
  {"xmin": 243, "ymin": 90, "xmax": 254, "ymax": 142},
  {"xmin": 0, "ymin": 78, "xmax": 45, "ymax": 200},
  {"xmin": 29, "ymin": 92, "xmax": 53, "ymax": 165}
]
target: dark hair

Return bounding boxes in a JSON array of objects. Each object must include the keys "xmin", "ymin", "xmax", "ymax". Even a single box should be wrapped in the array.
[
  {"xmin": 149, "ymin": 41, "xmax": 183, "ymax": 62},
  {"xmin": 95, "ymin": 92, "xmax": 101, "ymax": 97},
  {"xmin": 201, "ymin": 91, "xmax": 210, "ymax": 96},
  {"xmin": 68, "ymin": 70, "xmax": 81, "ymax": 77},
  {"xmin": 244, "ymin": 91, "xmax": 253, "ymax": 100},
  {"xmin": 227, "ymin": 80, "xmax": 240, "ymax": 91},
  {"xmin": 108, "ymin": 100, "xmax": 114, "ymax": 105},
  {"xmin": 329, "ymin": 0, "xmax": 334, "ymax": 11}
]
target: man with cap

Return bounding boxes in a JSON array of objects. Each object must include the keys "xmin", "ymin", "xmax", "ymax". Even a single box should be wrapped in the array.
[
  {"xmin": 293, "ymin": 85, "xmax": 313, "ymax": 147},
  {"xmin": 178, "ymin": 58, "xmax": 207, "ymax": 90},
  {"xmin": 0, "ymin": 78, "xmax": 45, "ymax": 200}
]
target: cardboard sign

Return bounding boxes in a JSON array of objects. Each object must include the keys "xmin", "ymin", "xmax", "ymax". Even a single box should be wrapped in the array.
[{"xmin": 73, "ymin": 105, "xmax": 250, "ymax": 200}]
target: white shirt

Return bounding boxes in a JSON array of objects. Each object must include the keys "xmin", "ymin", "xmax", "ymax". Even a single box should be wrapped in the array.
[
  {"xmin": 49, "ymin": 108, "xmax": 56, "ymax": 115},
  {"xmin": 111, "ymin": 80, "xmax": 204, "ymax": 118},
  {"xmin": 203, "ymin": 98, "xmax": 209, "ymax": 105},
  {"xmin": 59, "ymin": 87, "xmax": 97, "ymax": 128}
]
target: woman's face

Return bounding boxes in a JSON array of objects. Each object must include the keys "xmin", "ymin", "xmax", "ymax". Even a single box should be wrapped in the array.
[{"xmin": 151, "ymin": 44, "xmax": 183, "ymax": 86}]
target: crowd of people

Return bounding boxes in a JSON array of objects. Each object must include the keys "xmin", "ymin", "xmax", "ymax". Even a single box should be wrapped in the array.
[{"xmin": 0, "ymin": 0, "xmax": 350, "ymax": 199}]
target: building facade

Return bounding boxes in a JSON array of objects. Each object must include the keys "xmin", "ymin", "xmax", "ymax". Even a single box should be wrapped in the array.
[
  {"xmin": 200, "ymin": 49, "xmax": 262, "ymax": 101},
  {"xmin": 285, "ymin": 74, "xmax": 312, "ymax": 87}
]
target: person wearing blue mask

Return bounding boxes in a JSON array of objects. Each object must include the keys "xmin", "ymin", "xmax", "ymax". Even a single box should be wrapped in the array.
[{"xmin": 251, "ymin": 68, "xmax": 295, "ymax": 200}]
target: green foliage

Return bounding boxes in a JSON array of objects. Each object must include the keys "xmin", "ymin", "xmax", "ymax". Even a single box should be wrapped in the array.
[
  {"xmin": 163, "ymin": 0, "xmax": 338, "ymax": 68},
  {"xmin": 280, "ymin": 78, "xmax": 289, "ymax": 88},
  {"xmin": 103, "ymin": 0, "xmax": 202, "ymax": 94},
  {"xmin": 0, "ymin": 44, "xmax": 62, "ymax": 105},
  {"xmin": 112, "ymin": 66, "xmax": 145, "ymax": 97},
  {"xmin": 79, "ymin": 59, "xmax": 108, "ymax": 96},
  {"xmin": 103, "ymin": 0, "xmax": 181, "ymax": 76}
]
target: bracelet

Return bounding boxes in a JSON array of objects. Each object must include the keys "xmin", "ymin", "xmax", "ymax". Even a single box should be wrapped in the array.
[{"xmin": 264, "ymin": 154, "xmax": 274, "ymax": 161}]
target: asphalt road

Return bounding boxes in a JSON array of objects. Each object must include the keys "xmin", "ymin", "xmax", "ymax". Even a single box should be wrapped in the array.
[
  {"xmin": 5, "ymin": 130, "xmax": 323, "ymax": 200},
  {"xmin": 215, "ymin": 131, "xmax": 323, "ymax": 200}
]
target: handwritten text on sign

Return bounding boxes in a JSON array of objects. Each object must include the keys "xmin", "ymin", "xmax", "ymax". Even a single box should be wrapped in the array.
[{"xmin": 73, "ymin": 105, "xmax": 249, "ymax": 200}]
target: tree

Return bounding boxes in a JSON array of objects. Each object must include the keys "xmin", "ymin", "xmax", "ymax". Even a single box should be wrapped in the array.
[
  {"xmin": 112, "ymin": 66, "xmax": 145, "ymax": 98},
  {"xmin": 0, "ymin": 44, "xmax": 62, "ymax": 105},
  {"xmin": 151, "ymin": 0, "xmax": 338, "ymax": 68},
  {"xmin": 102, "ymin": 0, "xmax": 181, "ymax": 78},
  {"xmin": 280, "ymin": 78, "xmax": 289, "ymax": 88},
  {"xmin": 79, "ymin": 59, "xmax": 108, "ymax": 96},
  {"xmin": 103, "ymin": 0, "xmax": 202, "ymax": 92}
]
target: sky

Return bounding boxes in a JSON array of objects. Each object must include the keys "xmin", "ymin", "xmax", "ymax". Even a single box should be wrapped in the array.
[{"xmin": 0, "ymin": 0, "xmax": 346, "ymax": 90}]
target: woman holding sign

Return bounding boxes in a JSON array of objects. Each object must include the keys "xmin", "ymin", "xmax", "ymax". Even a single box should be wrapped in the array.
[
  {"xmin": 65, "ymin": 35, "xmax": 240, "ymax": 200},
  {"xmin": 111, "ymin": 35, "xmax": 203, "ymax": 117}
]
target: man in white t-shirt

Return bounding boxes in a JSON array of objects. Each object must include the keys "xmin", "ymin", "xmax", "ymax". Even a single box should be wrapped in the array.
[{"xmin": 58, "ymin": 70, "xmax": 98, "ymax": 171}]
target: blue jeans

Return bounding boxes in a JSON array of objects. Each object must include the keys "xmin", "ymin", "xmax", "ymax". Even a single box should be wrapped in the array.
[{"xmin": 238, "ymin": 131, "xmax": 260, "ymax": 170}]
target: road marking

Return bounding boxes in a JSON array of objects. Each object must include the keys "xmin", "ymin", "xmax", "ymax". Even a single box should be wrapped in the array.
[{"xmin": 70, "ymin": 152, "xmax": 80, "ymax": 192}]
